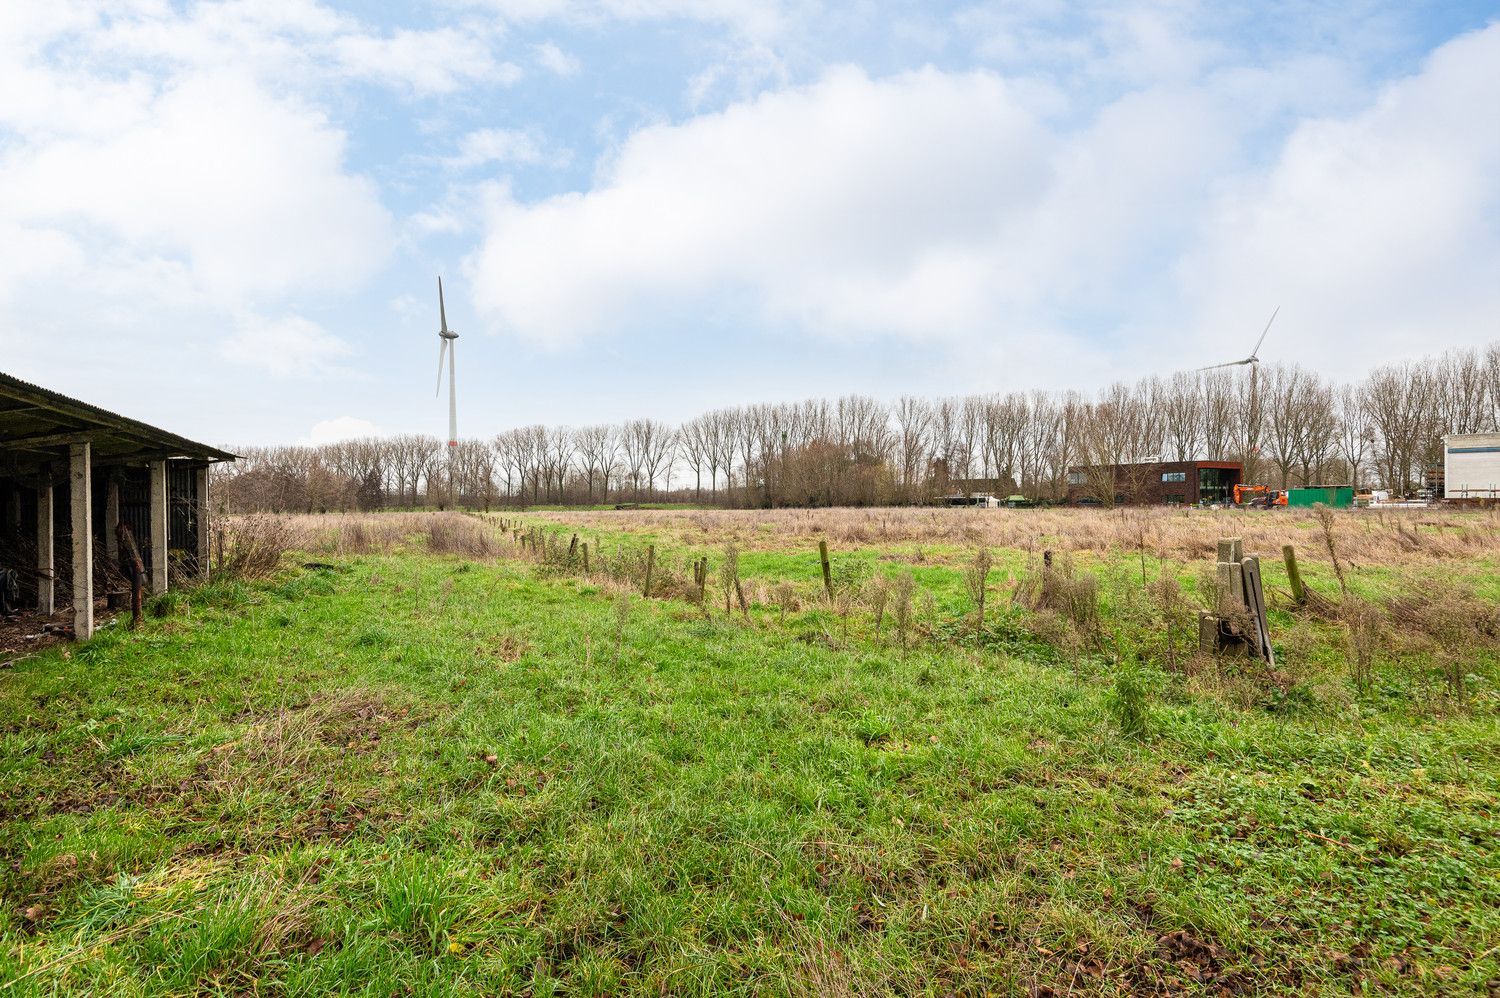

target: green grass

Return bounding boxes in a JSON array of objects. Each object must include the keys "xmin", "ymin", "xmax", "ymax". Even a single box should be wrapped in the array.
[{"xmin": 1, "ymin": 548, "xmax": 1497, "ymax": 995}]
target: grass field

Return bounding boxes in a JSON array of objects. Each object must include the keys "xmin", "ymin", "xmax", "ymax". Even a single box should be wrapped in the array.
[{"xmin": 1, "ymin": 507, "xmax": 1497, "ymax": 995}]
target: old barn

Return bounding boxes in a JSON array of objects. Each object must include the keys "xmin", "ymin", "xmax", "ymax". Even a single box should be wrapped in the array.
[{"xmin": 0, "ymin": 372, "xmax": 235, "ymax": 639}]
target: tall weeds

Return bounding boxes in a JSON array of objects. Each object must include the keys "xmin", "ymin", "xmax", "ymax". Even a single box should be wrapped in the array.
[
  {"xmin": 964, "ymin": 548, "xmax": 992, "ymax": 635},
  {"xmin": 892, "ymin": 572, "xmax": 915, "ymax": 650},
  {"xmin": 424, "ymin": 514, "xmax": 498, "ymax": 557},
  {"xmin": 215, "ymin": 514, "xmax": 306, "ymax": 579}
]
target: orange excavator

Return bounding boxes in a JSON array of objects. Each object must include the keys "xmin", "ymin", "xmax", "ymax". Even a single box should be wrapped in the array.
[{"xmin": 1233, "ymin": 484, "xmax": 1287, "ymax": 508}]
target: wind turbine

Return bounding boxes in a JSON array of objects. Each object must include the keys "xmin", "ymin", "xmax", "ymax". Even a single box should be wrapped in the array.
[
  {"xmin": 435, "ymin": 276, "xmax": 458, "ymax": 505},
  {"xmin": 1197, "ymin": 306, "xmax": 1279, "ymax": 488},
  {"xmin": 1196, "ymin": 306, "xmax": 1279, "ymax": 372}
]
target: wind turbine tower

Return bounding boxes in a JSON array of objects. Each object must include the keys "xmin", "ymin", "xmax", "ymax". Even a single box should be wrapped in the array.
[{"xmin": 435, "ymin": 276, "xmax": 459, "ymax": 505}]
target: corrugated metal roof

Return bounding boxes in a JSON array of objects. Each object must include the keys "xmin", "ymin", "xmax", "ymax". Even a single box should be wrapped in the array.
[{"xmin": 0, "ymin": 370, "xmax": 237, "ymax": 465}]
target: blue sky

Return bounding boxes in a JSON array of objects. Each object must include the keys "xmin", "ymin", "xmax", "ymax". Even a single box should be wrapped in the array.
[{"xmin": 1, "ymin": 1, "xmax": 1496, "ymax": 446}]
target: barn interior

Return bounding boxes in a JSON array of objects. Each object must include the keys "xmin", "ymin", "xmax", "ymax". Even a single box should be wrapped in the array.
[{"xmin": 0, "ymin": 372, "xmax": 234, "ymax": 642}]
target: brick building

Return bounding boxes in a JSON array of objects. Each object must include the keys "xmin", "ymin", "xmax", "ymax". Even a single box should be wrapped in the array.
[{"xmin": 1065, "ymin": 460, "xmax": 1242, "ymax": 506}]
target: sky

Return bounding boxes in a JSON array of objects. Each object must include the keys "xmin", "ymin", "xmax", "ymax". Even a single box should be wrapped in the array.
[{"xmin": 0, "ymin": 0, "xmax": 1497, "ymax": 448}]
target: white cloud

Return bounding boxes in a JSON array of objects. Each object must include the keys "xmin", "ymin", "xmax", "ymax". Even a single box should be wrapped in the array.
[
  {"xmin": 221, "ymin": 314, "xmax": 355, "ymax": 378},
  {"xmin": 465, "ymin": 65, "xmax": 1171, "ymax": 347},
  {"xmin": 0, "ymin": 4, "xmax": 410, "ymax": 314},
  {"xmin": 333, "ymin": 29, "xmax": 522, "ymax": 95},
  {"xmin": 1177, "ymin": 23, "xmax": 1500, "ymax": 374},
  {"xmin": 304, "ymin": 415, "xmax": 384, "ymax": 445},
  {"xmin": 476, "ymin": 0, "xmax": 791, "ymax": 41},
  {"xmin": 534, "ymin": 41, "xmax": 580, "ymax": 77},
  {"xmin": 37, "ymin": 1, "xmax": 516, "ymax": 98},
  {"xmin": 2, "ymin": 71, "xmax": 392, "ymax": 302},
  {"xmin": 447, "ymin": 127, "xmax": 566, "ymax": 169},
  {"xmin": 468, "ymin": 25, "xmax": 1500, "ymax": 386}
]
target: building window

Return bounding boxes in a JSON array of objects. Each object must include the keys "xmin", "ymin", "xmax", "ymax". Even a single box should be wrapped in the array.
[
  {"xmin": 1066, "ymin": 471, "xmax": 1086, "ymax": 485},
  {"xmin": 1161, "ymin": 471, "xmax": 1187, "ymax": 483}
]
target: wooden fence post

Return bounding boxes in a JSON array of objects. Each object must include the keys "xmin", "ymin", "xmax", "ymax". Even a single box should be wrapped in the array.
[
  {"xmin": 643, "ymin": 544, "xmax": 655, "ymax": 597},
  {"xmin": 116, "ymin": 522, "xmax": 145, "ymax": 630},
  {"xmin": 1282, "ymin": 544, "xmax": 1307, "ymax": 607},
  {"xmin": 819, "ymin": 540, "xmax": 833, "ymax": 603},
  {"xmin": 582, "ymin": 543, "xmax": 590, "ymax": 575}
]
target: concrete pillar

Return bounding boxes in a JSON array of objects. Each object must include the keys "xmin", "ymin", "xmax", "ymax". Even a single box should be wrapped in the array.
[
  {"xmin": 69, "ymin": 443, "xmax": 93, "ymax": 639},
  {"xmin": 194, "ymin": 466, "xmax": 210, "ymax": 578},
  {"xmin": 36, "ymin": 483, "xmax": 54, "ymax": 615},
  {"xmin": 104, "ymin": 476, "xmax": 120, "ymax": 564},
  {"xmin": 149, "ymin": 459, "xmax": 168, "ymax": 595}
]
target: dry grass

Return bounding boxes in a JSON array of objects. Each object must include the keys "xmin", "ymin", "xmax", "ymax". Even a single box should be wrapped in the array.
[
  {"xmin": 214, "ymin": 513, "xmax": 310, "ymax": 578},
  {"xmin": 210, "ymin": 688, "xmax": 409, "ymax": 792},
  {"xmin": 219, "ymin": 511, "xmax": 503, "ymax": 566},
  {"xmin": 521, "ymin": 505, "xmax": 1500, "ymax": 567},
  {"xmin": 423, "ymin": 513, "xmax": 499, "ymax": 557}
]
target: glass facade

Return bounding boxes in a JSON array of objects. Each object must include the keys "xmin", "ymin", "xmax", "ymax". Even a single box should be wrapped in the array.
[{"xmin": 1198, "ymin": 467, "xmax": 1239, "ymax": 503}]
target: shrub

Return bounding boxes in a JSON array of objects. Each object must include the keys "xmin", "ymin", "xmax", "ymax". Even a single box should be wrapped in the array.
[
  {"xmin": 215, "ymin": 514, "xmax": 305, "ymax": 579},
  {"xmin": 964, "ymin": 548, "xmax": 992, "ymax": 634},
  {"xmin": 892, "ymin": 572, "xmax": 915, "ymax": 650},
  {"xmin": 1016, "ymin": 552, "xmax": 1099, "ymax": 645},
  {"xmin": 1343, "ymin": 596, "xmax": 1381, "ymax": 696},
  {"xmin": 425, "ymin": 513, "xmax": 497, "ymax": 557}
]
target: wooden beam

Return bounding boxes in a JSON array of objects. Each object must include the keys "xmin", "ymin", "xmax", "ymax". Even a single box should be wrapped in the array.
[
  {"xmin": 0, "ymin": 428, "xmax": 94, "ymax": 450},
  {"xmin": 70, "ymin": 442, "xmax": 93, "ymax": 639},
  {"xmin": 105, "ymin": 476, "xmax": 120, "ymax": 563},
  {"xmin": 94, "ymin": 450, "xmax": 211, "ymax": 468},
  {"xmin": 36, "ymin": 484, "xmax": 54, "ymax": 615},
  {"xmin": 149, "ymin": 459, "xmax": 168, "ymax": 595},
  {"xmin": 194, "ymin": 465, "xmax": 210, "ymax": 578}
]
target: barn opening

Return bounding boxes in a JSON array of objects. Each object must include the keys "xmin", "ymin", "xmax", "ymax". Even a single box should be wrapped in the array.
[{"xmin": 0, "ymin": 372, "xmax": 235, "ymax": 641}]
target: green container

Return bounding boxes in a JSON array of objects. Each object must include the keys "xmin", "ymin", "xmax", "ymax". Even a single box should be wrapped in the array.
[{"xmin": 1287, "ymin": 486, "xmax": 1354, "ymax": 508}]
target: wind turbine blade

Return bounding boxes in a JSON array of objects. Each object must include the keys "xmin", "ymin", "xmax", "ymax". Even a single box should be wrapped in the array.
[
  {"xmin": 435, "ymin": 339, "xmax": 448, "ymax": 397},
  {"xmin": 1250, "ymin": 305, "xmax": 1279, "ymax": 359},
  {"xmin": 438, "ymin": 276, "xmax": 449, "ymax": 334},
  {"xmin": 1196, "ymin": 360, "xmax": 1246, "ymax": 371}
]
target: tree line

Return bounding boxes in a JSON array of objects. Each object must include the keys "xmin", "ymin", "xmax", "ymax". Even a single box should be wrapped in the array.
[{"xmin": 215, "ymin": 342, "xmax": 1499, "ymax": 512}]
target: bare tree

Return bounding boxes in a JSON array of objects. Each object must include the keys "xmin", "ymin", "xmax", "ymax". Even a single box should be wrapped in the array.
[
  {"xmin": 1364, "ymin": 361, "xmax": 1437, "ymax": 495},
  {"xmin": 893, "ymin": 395, "xmax": 932, "ymax": 502},
  {"xmin": 1162, "ymin": 371, "xmax": 1202, "ymax": 462},
  {"xmin": 218, "ymin": 338, "xmax": 1500, "ymax": 513},
  {"xmin": 492, "ymin": 431, "xmax": 522, "ymax": 503},
  {"xmin": 1020, "ymin": 391, "xmax": 1061, "ymax": 498},
  {"xmin": 705, "ymin": 408, "xmax": 740, "ymax": 501},
  {"xmin": 1264, "ymin": 364, "xmax": 1308, "ymax": 489},
  {"xmin": 1293, "ymin": 375, "xmax": 1337, "ymax": 487},
  {"xmin": 1199, "ymin": 369, "xmax": 1236, "ymax": 461},
  {"xmin": 677, "ymin": 416, "xmax": 711, "ymax": 500},
  {"xmin": 544, "ymin": 426, "xmax": 576, "ymax": 504},
  {"xmin": 638, "ymin": 419, "xmax": 676, "ymax": 499},
  {"xmin": 1333, "ymin": 384, "xmax": 1373, "ymax": 492},
  {"xmin": 982, "ymin": 393, "xmax": 1028, "ymax": 495},
  {"xmin": 576, "ymin": 424, "xmax": 618, "ymax": 504},
  {"xmin": 735, "ymin": 407, "xmax": 762, "ymax": 505}
]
